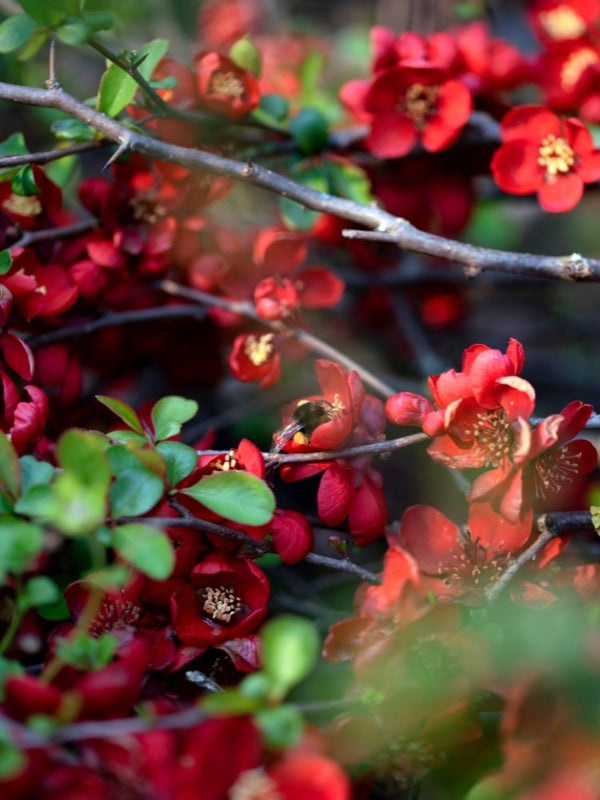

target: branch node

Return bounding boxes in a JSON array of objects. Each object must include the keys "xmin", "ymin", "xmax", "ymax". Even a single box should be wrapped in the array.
[
  {"xmin": 563, "ymin": 253, "xmax": 592, "ymax": 280},
  {"xmin": 241, "ymin": 161, "xmax": 255, "ymax": 178}
]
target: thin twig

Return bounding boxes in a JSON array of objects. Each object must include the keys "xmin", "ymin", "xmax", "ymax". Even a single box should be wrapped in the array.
[
  {"xmin": 0, "ymin": 80, "xmax": 598, "ymax": 281},
  {"xmin": 265, "ymin": 432, "xmax": 430, "ymax": 466},
  {"xmin": 11, "ymin": 219, "xmax": 97, "ymax": 249},
  {"xmin": 27, "ymin": 304, "xmax": 208, "ymax": 349},
  {"xmin": 0, "ymin": 141, "xmax": 103, "ymax": 169},
  {"xmin": 484, "ymin": 511, "xmax": 594, "ymax": 604}
]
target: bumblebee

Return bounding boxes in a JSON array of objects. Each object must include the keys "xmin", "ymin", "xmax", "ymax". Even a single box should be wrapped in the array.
[{"xmin": 270, "ymin": 399, "xmax": 335, "ymax": 454}]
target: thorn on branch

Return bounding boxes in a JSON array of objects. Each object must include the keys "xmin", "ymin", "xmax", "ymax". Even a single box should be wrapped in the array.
[{"xmin": 103, "ymin": 139, "xmax": 130, "ymax": 170}]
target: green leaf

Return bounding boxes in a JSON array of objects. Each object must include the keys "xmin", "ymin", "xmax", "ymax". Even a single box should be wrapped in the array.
[
  {"xmin": 202, "ymin": 688, "xmax": 261, "ymax": 715},
  {"xmin": 151, "ymin": 395, "xmax": 198, "ymax": 441},
  {"xmin": 327, "ymin": 160, "xmax": 374, "ymax": 205},
  {"xmin": 181, "ymin": 471, "xmax": 275, "ymax": 526},
  {"xmin": 0, "ymin": 731, "xmax": 25, "ymax": 779},
  {"xmin": 0, "ymin": 656, "xmax": 24, "ymax": 702},
  {"xmin": 156, "ymin": 441, "xmax": 198, "ymax": 487},
  {"xmin": 592, "ymin": 505, "xmax": 600, "ymax": 536},
  {"xmin": 280, "ymin": 163, "xmax": 328, "ymax": 231},
  {"xmin": 56, "ymin": 630, "xmax": 118, "ymax": 671},
  {"xmin": 16, "ymin": 473, "xmax": 106, "ymax": 536},
  {"xmin": 229, "ymin": 36, "xmax": 261, "ymax": 76},
  {"xmin": 18, "ymin": 0, "xmax": 64, "ymax": 25},
  {"xmin": 0, "ymin": 14, "xmax": 41, "ymax": 53},
  {"xmin": 57, "ymin": 428, "xmax": 110, "ymax": 490},
  {"xmin": 238, "ymin": 671, "xmax": 272, "ymax": 702},
  {"xmin": 0, "ymin": 430, "xmax": 19, "ymax": 498},
  {"xmin": 19, "ymin": 455, "xmax": 54, "ymax": 495},
  {"xmin": 261, "ymin": 614, "xmax": 319, "ymax": 697},
  {"xmin": 97, "ymin": 38, "xmax": 169, "ymax": 117},
  {"xmin": 255, "ymin": 704, "xmax": 304, "ymax": 748},
  {"xmin": 10, "ymin": 164, "xmax": 39, "ymax": 196},
  {"xmin": 15, "ymin": 25, "xmax": 48, "ymax": 60},
  {"xmin": 83, "ymin": 10, "xmax": 113, "ymax": 31},
  {"xmin": 17, "ymin": 576, "xmax": 60, "ymax": 611},
  {"xmin": 112, "ymin": 523, "xmax": 174, "ymax": 580},
  {"xmin": 107, "ymin": 430, "xmax": 148, "ymax": 446},
  {"xmin": 108, "ymin": 441, "xmax": 166, "ymax": 479},
  {"xmin": 0, "ymin": 517, "xmax": 44, "ymax": 580},
  {"xmin": 0, "ymin": 132, "xmax": 27, "ymax": 157},
  {"xmin": 96, "ymin": 394, "xmax": 145, "ymax": 436},
  {"xmin": 109, "ymin": 467, "xmax": 164, "ymax": 517},
  {"xmin": 289, "ymin": 107, "xmax": 329, "ymax": 156},
  {"xmin": 56, "ymin": 16, "xmax": 91, "ymax": 45},
  {"xmin": 44, "ymin": 153, "xmax": 79, "ymax": 189},
  {"xmin": 258, "ymin": 93, "xmax": 289, "ymax": 122}
]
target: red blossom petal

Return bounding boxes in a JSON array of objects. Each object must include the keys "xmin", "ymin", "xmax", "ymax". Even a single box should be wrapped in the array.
[
  {"xmin": 271, "ymin": 509, "xmax": 313, "ymax": 563},
  {"xmin": 500, "ymin": 104, "xmax": 561, "ymax": 143},
  {"xmin": 347, "ymin": 474, "xmax": 387, "ymax": 546},
  {"xmin": 295, "ymin": 267, "xmax": 345, "ymax": 309},
  {"xmin": 396, "ymin": 504, "xmax": 461, "ymax": 574},
  {"xmin": 0, "ymin": 333, "xmax": 34, "ymax": 380},
  {"xmin": 269, "ymin": 753, "xmax": 351, "ymax": 800},
  {"xmin": 467, "ymin": 502, "xmax": 532, "ymax": 555},
  {"xmin": 496, "ymin": 376, "xmax": 536, "ymax": 420},
  {"xmin": 253, "ymin": 228, "xmax": 307, "ymax": 274},
  {"xmin": 366, "ymin": 110, "xmax": 418, "ymax": 159},
  {"xmin": 317, "ymin": 462, "xmax": 354, "ymax": 526},
  {"xmin": 422, "ymin": 80, "xmax": 472, "ymax": 152},
  {"xmin": 491, "ymin": 140, "xmax": 543, "ymax": 195},
  {"xmin": 537, "ymin": 171, "xmax": 583, "ymax": 212}
]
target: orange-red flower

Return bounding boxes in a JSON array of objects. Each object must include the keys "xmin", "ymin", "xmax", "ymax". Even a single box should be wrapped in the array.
[{"xmin": 491, "ymin": 105, "xmax": 600, "ymax": 212}]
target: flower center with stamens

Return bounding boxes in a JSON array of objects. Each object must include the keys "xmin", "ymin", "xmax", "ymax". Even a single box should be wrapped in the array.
[
  {"xmin": 209, "ymin": 70, "xmax": 245, "ymax": 98},
  {"xmin": 538, "ymin": 134, "xmax": 575, "ymax": 177},
  {"xmin": 93, "ymin": 599, "xmax": 141, "ymax": 633},
  {"xmin": 472, "ymin": 408, "xmax": 513, "ymax": 467},
  {"xmin": 213, "ymin": 452, "xmax": 239, "ymax": 471},
  {"xmin": 532, "ymin": 444, "xmax": 583, "ymax": 496},
  {"xmin": 539, "ymin": 6, "xmax": 587, "ymax": 40},
  {"xmin": 375, "ymin": 734, "xmax": 436, "ymax": 789},
  {"xmin": 403, "ymin": 83, "xmax": 439, "ymax": 129},
  {"xmin": 559, "ymin": 47, "xmax": 598, "ymax": 90},
  {"xmin": 244, "ymin": 333, "xmax": 274, "ymax": 366},
  {"xmin": 130, "ymin": 192, "xmax": 166, "ymax": 224},
  {"xmin": 198, "ymin": 584, "xmax": 243, "ymax": 624},
  {"xmin": 2, "ymin": 194, "xmax": 42, "ymax": 217},
  {"xmin": 229, "ymin": 769, "xmax": 283, "ymax": 800}
]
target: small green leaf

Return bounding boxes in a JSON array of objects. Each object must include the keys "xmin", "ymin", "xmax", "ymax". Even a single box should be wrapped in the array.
[
  {"xmin": 56, "ymin": 16, "xmax": 91, "ymax": 45},
  {"xmin": 18, "ymin": 0, "xmax": 64, "ymax": 25},
  {"xmin": 280, "ymin": 163, "xmax": 328, "ymax": 231},
  {"xmin": 0, "ymin": 517, "xmax": 43, "ymax": 579},
  {"xmin": 0, "ymin": 132, "xmax": 27, "ymax": 157},
  {"xmin": 19, "ymin": 455, "xmax": 54, "ymax": 495},
  {"xmin": 96, "ymin": 394, "xmax": 146, "ymax": 436},
  {"xmin": 109, "ymin": 467, "xmax": 165, "ymax": 517},
  {"xmin": 0, "ymin": 14, "xmax": 41, "ymax": 54},
  {"xmin": 51, "ymin": 117, "xmax": 95, "ymax": 141},
  {"xmin": 229, "ymin": 36, "xmax": 261, "ymax": 76},
  {"xmin": 0, "ymin": 430, "xmax": 19, "ymax": 498},
  {"xmin": 97, "ymin": 38, "xmax": 169, "ymax": 117},
  {"xmin": 107, "ymin": 430, "xmax": 148, "ymax": 446},
  {"xmin": 255, "ymin": 704, "xmax": 304, "ymax": 748},
  {"xmin": 181, "ymin": 471, "xmax": 275, "ymax": 526},
  {"xmin": 289, "ymin": 107, "xmax": 329, "ymax": 156},
  {"xmin": 83, "ymin": 10, "xmax": 113, "ymax": 31},
  {"xmin": 156, "ymin": 441, "xmax": 198, "ymax": 487},
  {"xmin": 238, "ymin": 671, "xmax": 272, "ymax": 702},
  {"xmin": 17, "ymin": 576, "xmax": 60, "ymax": 611},
  {"xmin": 151, "ymin": 395, "xmax": 198, "ymax": 441},
  {"xmin": 0, "ymin": 656, "xmax": 24, "ymax": 701},
  {"xmin": 202, "ymin": 688, "xmax": 261, "ymax": 715},
  {"xmin": 112, "ymin": 523, "xmax": 174, "ymax": 580},
  {"xmin": 44, "ymin": 153, "xmax": 79, "ymax": 189},
  {"xmin": 56, "ymin": 630, "xmax": 118, "ymax": 671},
  {"xmin": 261, "ymin": 614, "xmax": 319, "ymax": 697},
  {"xmin": 0, "ymin": 731, "xmax": 25, "ymax": 779},
  {"xmin": 15, "ymin": 25, "xmax": 48, "ymax": 60},
  {"xmin": 57, "ymin": 428, "xmax": 110, "ymax": 490},
  {"xmin": 258, "ymin": 93, "xmax": 289, "ymax": 122},
  {"xmin": 10, "ymin": 164, "xmax": 39, "ymax": 196},
  {"xmin": 592, "ymin": 505, "xmax": 600, "ymax": 536},
  {"xmin": 16, "ymin": 473, "xmax": 106, "ymax": 536},
  {"xmin": 327, "ymin": 159, "xmax": 374, "ymax": 205}
]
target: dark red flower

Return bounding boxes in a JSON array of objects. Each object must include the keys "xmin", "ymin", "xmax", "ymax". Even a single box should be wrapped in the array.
[
  {"xmin": 194, "ymin": 51, "xmax": 260, "ymax": 119},
  {"xmin": 229, "ymin": 331, "xmax": 281, "ymax": 387},
  {"xmin": 491, "ymin": 105, "xmax": 600, "ymax": 212},
  {"xmin": 170, "ymin": 552, "xmax": 270, "ymax": 647}
]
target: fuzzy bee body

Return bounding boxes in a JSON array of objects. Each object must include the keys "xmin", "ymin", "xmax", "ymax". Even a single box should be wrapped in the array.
[{"xmin": 270, "ymin": 400, "xmax": 335, "ymax": 454}]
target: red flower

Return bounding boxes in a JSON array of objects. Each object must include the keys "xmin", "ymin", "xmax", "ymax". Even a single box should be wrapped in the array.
[
  {"xmin": 194, "ymin": 51, "xmax": 260, "ymax": 119},
  {"xmin": 528, "ymin": 0, "xmax": 600, "ymax": 45},
  {"xmin": 170, "ymin": 552, "xmax": 270, "ymax": 647},
  {"xmin": 491, "ymin": 105, "xmax": 600, "ymax": 212},
  {"xmin": 229, "ymin": 331, "xmax": 281, "ymax": 387},
  {"xmin": 535, "ymin": 40, "xmax": 600, "ymax": 120},
  {"xmin": 469, "ymin": 401, "xmax": 597, "ymax": 521},
  {"xmin": 230, "ymin": 753, "xmax": 351, "ymax": 800},
  {"xmin": 392, "ymin": 502, "xmax": 534, "ymax": 601}
]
